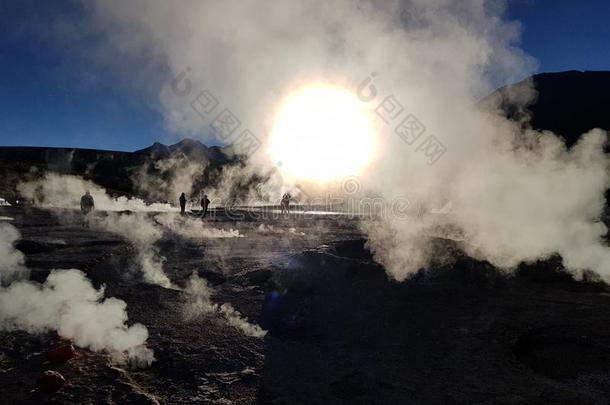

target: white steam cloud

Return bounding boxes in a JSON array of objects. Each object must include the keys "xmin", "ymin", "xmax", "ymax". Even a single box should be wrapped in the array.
[
  {"xmin": 131, "ymin": 156, "xmax": 207, "ymax": 204},
  {"xmin": 0, "ymin": 223, "xmax": 153, "ymax": 366},
  {"xmin": 0, "ymin": 222, "xmax": 28, "ymax": 285},
  {"xmin": 85, "ymin": 1, "xmax": 610, "ymax": 280},
  {"xmin": 183, "ymin": 272, "xmax": 266, "ymax": 338},
  {"xmin": 95, "ymin": 212, "xmax": 173, "ymax": 289},
  {"xmin": 19, "ymin": 174, "xmax": 175, "ymax": 288},
  {"xmin": 155, "ymin": 213, "xmax": 243, "ymax": 239},
  {"xmin": 18, "ymin": 173, "xmax": 177, "ymax": 212}
]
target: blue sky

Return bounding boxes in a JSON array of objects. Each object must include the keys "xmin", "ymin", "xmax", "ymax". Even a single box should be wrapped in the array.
[
  {"xmin": 508, "ymin": 0, "xmax": 610, "ymax": 73},
  {"xmin": 0, "ymin": 0, "xmax": 609, "ymax": 151}
]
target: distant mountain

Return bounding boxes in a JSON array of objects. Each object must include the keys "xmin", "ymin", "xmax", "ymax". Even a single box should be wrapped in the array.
[
  {"xmin": 135, "ymin": 139, "xmax": 232, "ymax": 163},
  {"xmin": 0, "ymin": 139, "xmax": 237, "ymax": 201},
  {"xmin": 136, "ymin": 142, "xmax": 171, "ymax": 159},
  {"xmin": 481, "ymin": 70, "xmax": 610, "ymax": 146}
]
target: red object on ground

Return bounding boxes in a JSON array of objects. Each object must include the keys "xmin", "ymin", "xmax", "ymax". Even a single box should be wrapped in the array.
[
  {"xmin": 46, "ymin": 344, "xmax": 76, "ymax": 363},
  {"xmin": 36, "ymin": 370, "xmax": 65, "ymax": 394}
]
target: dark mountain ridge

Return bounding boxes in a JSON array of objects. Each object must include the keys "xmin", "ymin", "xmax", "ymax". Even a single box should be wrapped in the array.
[
  {"xmin": 135, "ymin": 139, "xmax": 231, "ymax": 163},
  {"xmin": 482, "ymin": 70, "xmax": 610, "ymax": 146},
  {"xmin": 1, "ymin": 70, "xmax": 610, "ymax": 201},
  {"xmin": 0, "ymin": 139, "xmax": 235, "ymax": 201}
]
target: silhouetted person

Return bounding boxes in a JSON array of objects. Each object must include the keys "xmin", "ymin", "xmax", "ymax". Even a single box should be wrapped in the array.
[
  {"xmin": 80, "ymin": 191, "xmax": 95, "ymax": 227},
  {"xmin": 34, "ymin": 185, "xmax": 44, "ymax": 206},
  {"xmin": 201, "ymin": 194, "xmax": 210, "ymax": 218},
  {"xmin": 179, "ymin": 192, "xmax": 187, "ymax": 215},
  {"xmin": 281, "ymin": 193, "xmax": 291, "ymax": 214}
]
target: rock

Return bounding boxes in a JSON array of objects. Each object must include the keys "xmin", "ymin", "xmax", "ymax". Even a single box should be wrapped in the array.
[
  {"xmin": 197, "ymin": 269, "xmax": 226, "ymax": 286},
  {"xmin": 36, "ymin": 370, "xmax": 65, "ymax": 394},
  {"xmin": 244, "ymin": 269, "xmax": 272, "ymax": 285},
  {"xmin": 330, "ymin": 372, "xmax": 366, "ymax": 400},
  {"xmin": 46, "ymin": 344, "xmax": 76, "ymax": 363},
  {"xmin": 15, "ymin": 240, "xmax": 55, "ymax": 254}
]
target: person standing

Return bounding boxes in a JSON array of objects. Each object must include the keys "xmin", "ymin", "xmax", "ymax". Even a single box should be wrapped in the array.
[
  {"xmin": 179, "ymin": 192, "xmax": 187, "ymax": 215},
  {"xmin": 201, "ymin": 194, "xmax": 210, "ymax": 218},
  {"xmin": 281, "ymin": 193, "xmax": 291, "ymax": 215},
  {"xmin": 80, "ymin": 191, "xmax": 95, "ymax": 227}
]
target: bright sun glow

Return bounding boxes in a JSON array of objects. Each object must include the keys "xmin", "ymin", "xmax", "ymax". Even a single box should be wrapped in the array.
[{"xmin": 269, "ymin": 84, "xmax": 378, "ymax": 182}]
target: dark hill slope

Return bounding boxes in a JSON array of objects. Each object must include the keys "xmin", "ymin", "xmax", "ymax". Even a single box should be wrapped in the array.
[
  {"xmin": 482, "ymin": 70, "xmax": 610, "ymax": 146},
  {"xmin": 0, "ymin": 140, "xmax": 234, "ymax": 201}
]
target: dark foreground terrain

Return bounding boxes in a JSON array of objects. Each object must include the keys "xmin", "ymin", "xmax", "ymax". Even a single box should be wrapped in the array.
[{"xmin": 2, "ymin": 206, "xmax": 610, "ymax": 404}]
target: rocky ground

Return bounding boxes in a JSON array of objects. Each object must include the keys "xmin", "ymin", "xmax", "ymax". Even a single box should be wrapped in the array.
[{"xmin": 1, "ymin": 206, "xmax": 610, "ymax": 404}]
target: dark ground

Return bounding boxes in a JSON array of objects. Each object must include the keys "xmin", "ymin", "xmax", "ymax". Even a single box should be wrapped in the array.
[{"xmin": 2, "ymin": 206, "xmax": 610, "ymax": 404}]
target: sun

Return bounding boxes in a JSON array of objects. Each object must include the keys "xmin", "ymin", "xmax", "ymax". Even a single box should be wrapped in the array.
[{"xmin": 268, "ymin": 84, "xmax": 378, "ymax": 182}]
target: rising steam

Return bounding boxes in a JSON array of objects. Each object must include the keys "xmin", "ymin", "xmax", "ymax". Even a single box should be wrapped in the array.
[
  {"xmin": 82, "ymin": 1, "xmax": 610, "ymax": 280},
  {"xmin": 95, "ymin": 212, "xmax": 173, "ymax": 288},
  {"xmin": 0, "ymin": 223, "xmax": 153, "ymax": 366},
  {"xmin": 130, "ymin": 156, "xmax": 207, "ymax": 203},
  {"xmin": 155, "ymin": 213, "xmax": 244, "ymax": 239},
  {"xmin": 18, "ymin": 173, "xmax": 176, "ymax": 212},
  {"xmin": 19, "ymin": 174, "xmax": 175, "ymax": 288},
  {"xmin": 0, "ymin": 222, "xmax": 28, "ymax": 285},
  {"xmin": 183, "ymin": 272, "xmax": 266, "ymax": 338}
]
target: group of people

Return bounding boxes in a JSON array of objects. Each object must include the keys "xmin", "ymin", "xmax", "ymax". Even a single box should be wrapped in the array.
[
  {"xmin": 79, "ymin": 190, "xmax": 212, "ymax": 221},
  {"xmin": 79, "ymin": 189, "xmax": 293, "ymax": 222},
  {"xmin": 179, "ymin": 192, "xmax": 210, "ymax": 217},
  {"xmin": 180, "ymin": 192, "xmax": 292, "ymax": 216}
]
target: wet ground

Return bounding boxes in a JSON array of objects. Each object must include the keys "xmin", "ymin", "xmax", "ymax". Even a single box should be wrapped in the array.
[{"xmin": 2, "ymin": 206, "xmax": 610, "ymax": 404}]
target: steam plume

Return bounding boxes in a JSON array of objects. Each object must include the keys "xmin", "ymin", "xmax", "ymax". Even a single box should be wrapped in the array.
[
  {"xmin": 184, "ymin": 273, "xmax": 266, "ymax": 338},
  {"xmin": 155, "ymin": 213, "xmax": 243, "ymax": 239},
  {"xmin": 84, "ymin": 1, "xmax": 610, "ymax": 279},
  {"xmin": 0, "ymin": 223, "xmax": 153, "ymax": 366},
  {"xmin": 18, "ymin": 173, "xmax": 176, "ymax": 212},
  {"xmin": 95, "ymin": 212, "xmax": 173, "ymax": 288},
  {"xmin": 19, "ymin": 174, "xmax": 175, "ymax": 287},
  {"xmin": 130, "ymin": 156, "xmax": 206, "ymax": 203},
  {"xmin": 0, "ymin": 222, "xmax": 28, "ymax": 285}
]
